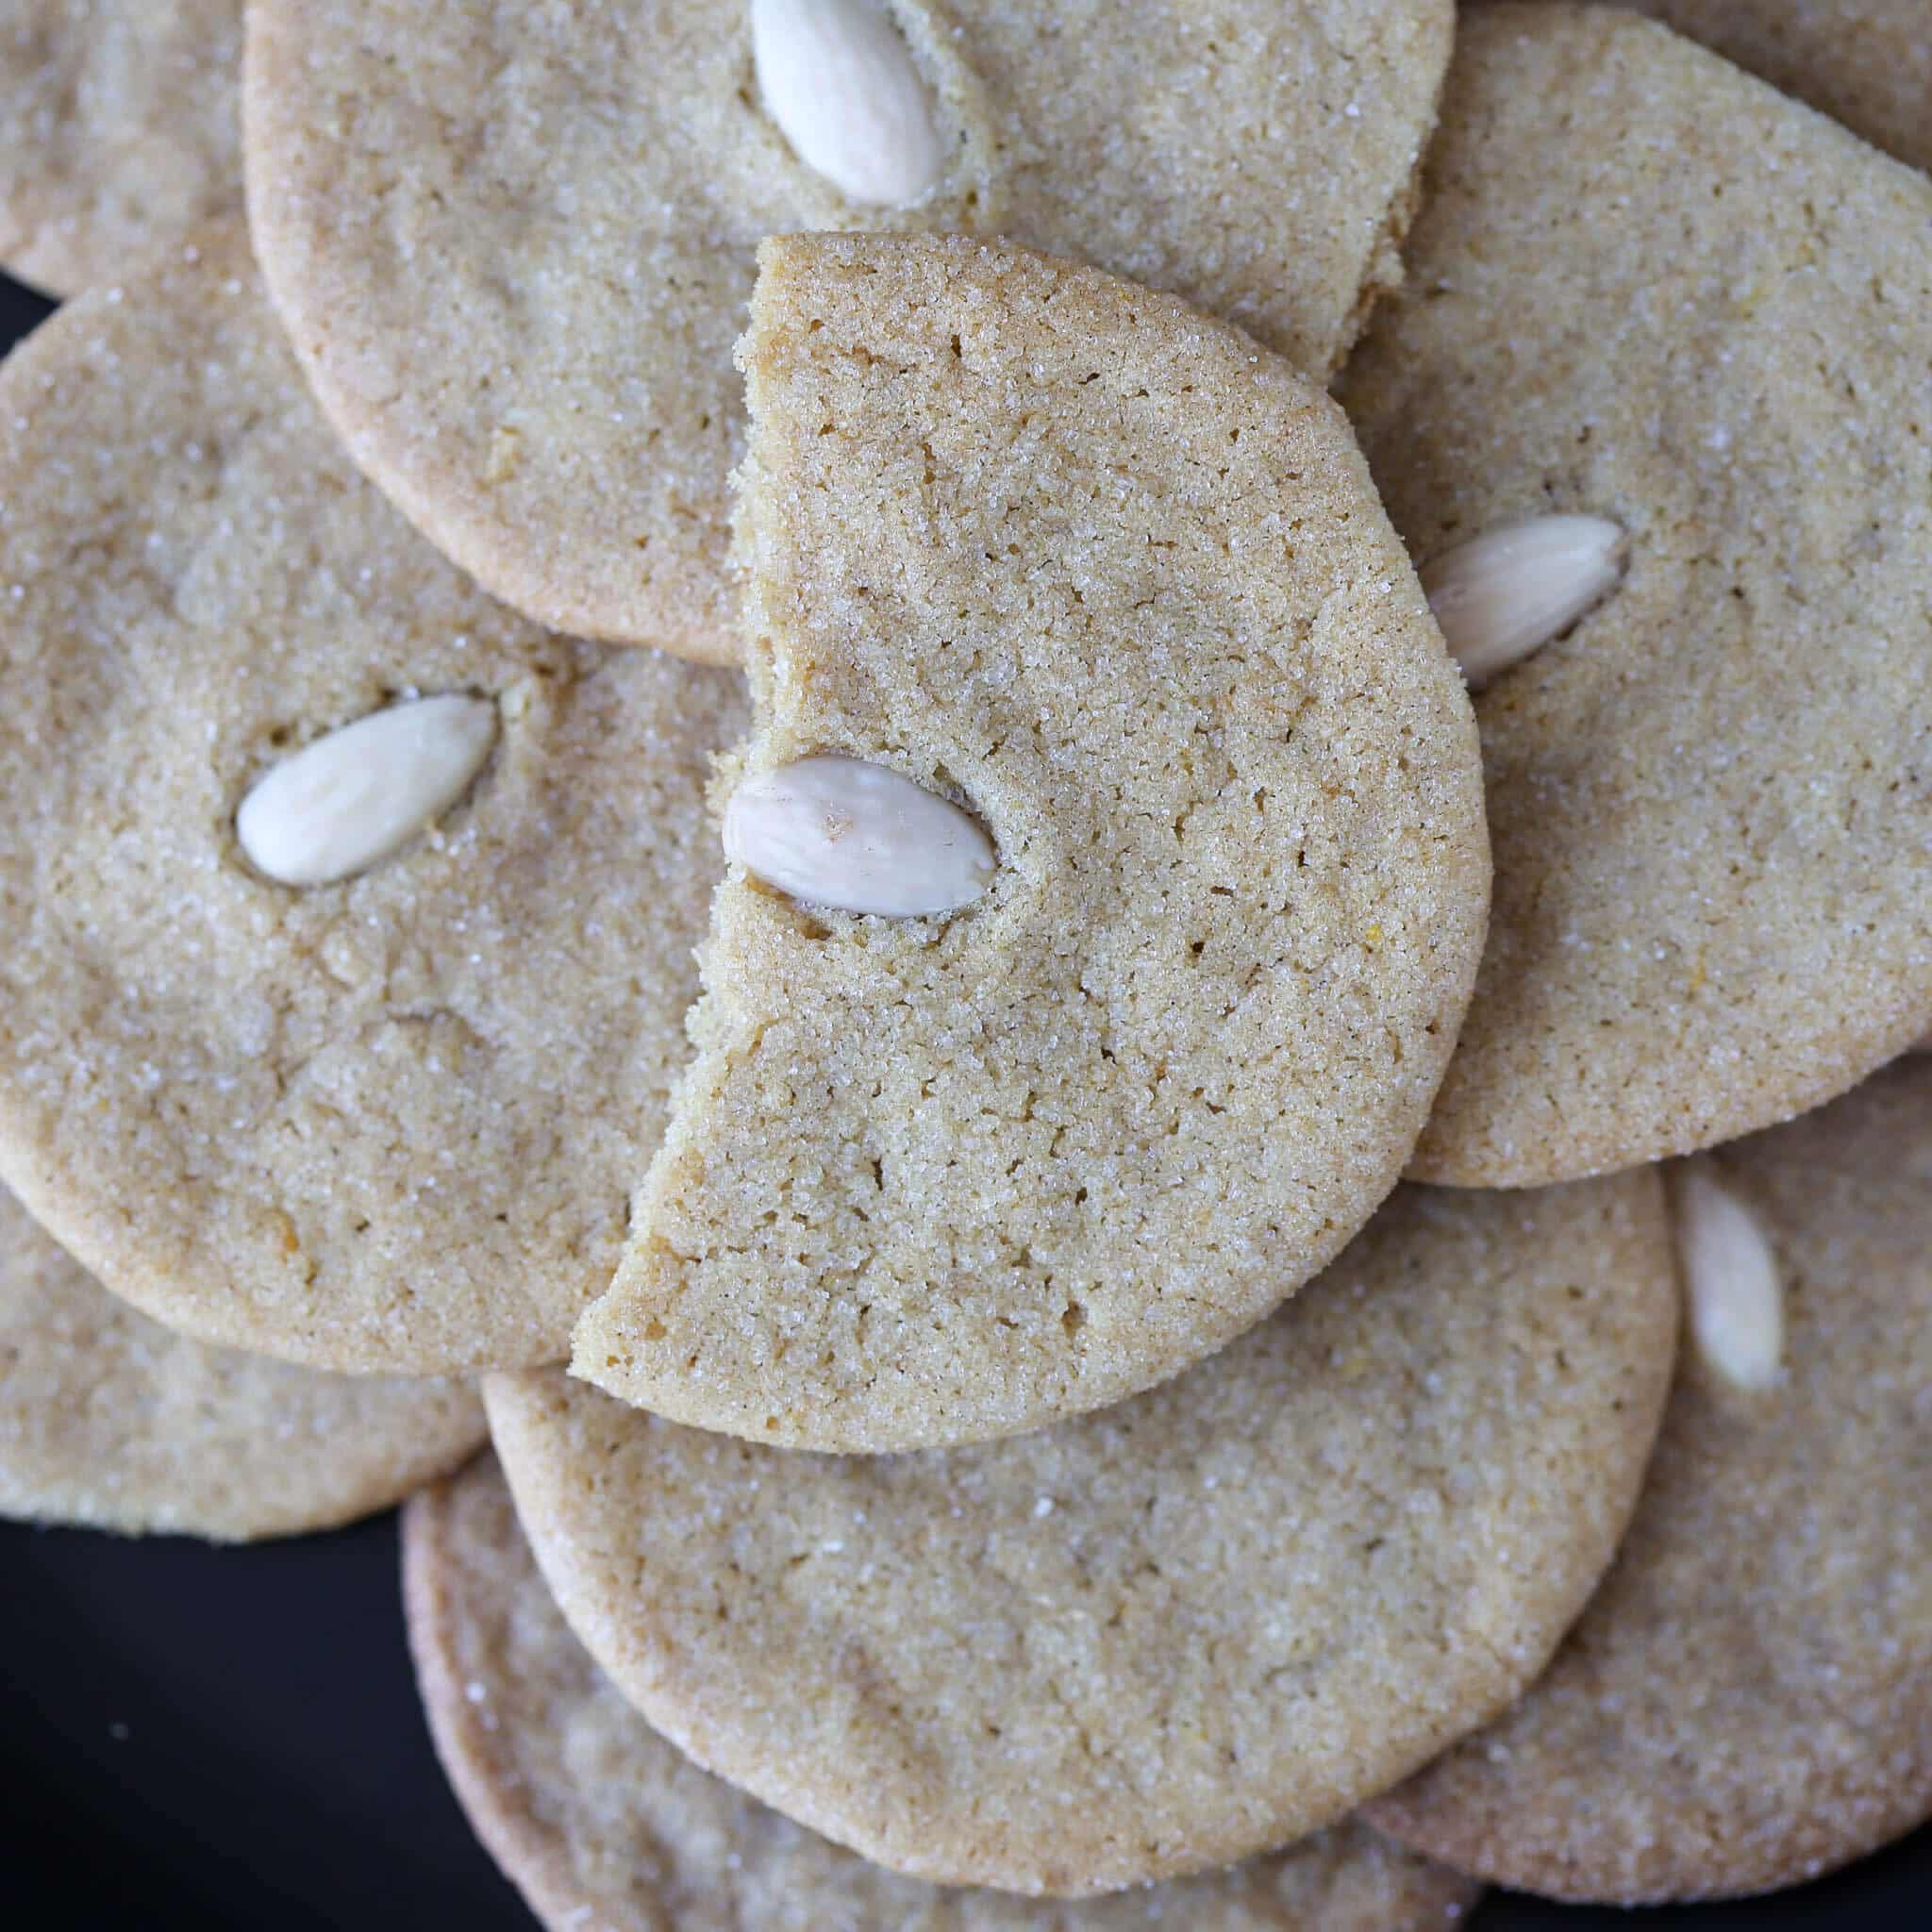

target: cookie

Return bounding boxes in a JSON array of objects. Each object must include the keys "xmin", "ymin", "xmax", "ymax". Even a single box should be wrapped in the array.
[
  {"xmin": 571, "ymin": 233, "xmax": 1491, "ymax": 1453},
  {"xmin": 0, "ymin": 1181, "xmax": 483, "ymax": 1541},
  {"xmin": 1370, "ymin": 1058, "xmax": 1932, "ymax": 1901},
  {"xmin": 243, "ymin": 0, "xmax": 1455, "ymax": 659},
  {"xmin": 1621, "ymin": 2, "xmax": 1932, "ymax": 175},
  {"xmin": 407, "ymin": 1454, "xmax": 1482, "ymax": 1932},
  {"xmin": 1338, "ymin": 3, "xmax": 1932, "ymax": 1187},
  {"xmin": 491, "ymin": 1173, "xmax": 1676, "ymax": 1895},
  {"xmin": 0, "ymin": 225, "xmax": 747, "ymax": 1375},
  {"xmin": 0, "ymin": 1, "xmax": 242, "ymax": 295}
]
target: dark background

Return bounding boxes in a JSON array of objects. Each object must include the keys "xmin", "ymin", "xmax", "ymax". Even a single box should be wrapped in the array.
[
  {"xmin": 0, "ymin": 272, "xmax": 1925, "ymax": 1930},
  {"xmin": 4, "ymin": 1511, "xmax": 1928, "ymax": 1929}
]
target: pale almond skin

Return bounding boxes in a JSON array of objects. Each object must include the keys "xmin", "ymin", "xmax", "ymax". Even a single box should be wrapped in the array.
[
  {"xmin": 1671, "ymin": 1161, "xmax": 1784, "ymax": 1392},
  {"xmin": 1421, "ymin": 514, "xmax": 1627, "ymax": 689},
  {"xmin": 751, "ymin": 0, "xmax": 945, "ymax": 207},
  {"xmin": 723, "ymin": 754, "xmax": 996, "ymax": 916},
  {"xmin": 236, "ymin": 693, "xmax": 498, "ymax": 887}
]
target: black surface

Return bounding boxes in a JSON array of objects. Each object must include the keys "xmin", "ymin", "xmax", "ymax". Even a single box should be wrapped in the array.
[
  {"xmin": 1, "ymin": 1513, "xmax": 528, "ymax": 1931},
  {"xmin": 0, "ymin": 1508, "xmax": 1925, "ymax": 1932},
  {"xmin": 0, "ymin": 267, "xmax": 1927, "ymax": 1930}
]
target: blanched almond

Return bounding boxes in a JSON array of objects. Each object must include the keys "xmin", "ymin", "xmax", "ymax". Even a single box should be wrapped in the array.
[
  {"xmin": 724, "ymin": 755, "xmax": 995, "ymax": 916},
  {"xmin": 237, "ymin": 694, "xmax": 498, "ymax": 887},
  {"xmin": 1421, "ymin": 514, "xmax": 1627, "ymax": 689},
  {"xmin": 1671, "ymin": 1162, "xmax": 1784, "ymax": 1392},
  {"xmin": 752, "ymin": 0, "xmax": 944, "ymax": 208}
]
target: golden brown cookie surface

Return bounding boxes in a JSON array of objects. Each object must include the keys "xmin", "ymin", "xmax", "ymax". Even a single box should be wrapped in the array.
[
  {"xmin": 497, "ymin": 1175, "xmax": 1677, "ymax": 1896},
  {"xmin": 1621, "ymin": 1, "xmax": 1932, "ymax": 174},
  {"xmin": 407, "ymin": 1453, "xmax": 1482, "ymax": 1931},
  {"xmin": 1372, "ymin": 1058, "xmax": 1932, "ymax": 1901},
  {"xmin": 0, "ymin": 1183, "xmax": 483, "ymax": 1541},
  {"xmin": 574, "ymin": 234, "xmax": 1491, "ymax": 1452},
  {"xmin": 0, "ymin": 227, "xmax": 747, "ymax": 1375},
  {"xmin": 1341, "ymin": 4, "xmax": 1932, "ymax": 1186},
  {"xmin": 0, "ymin": 0, "xmax": 242, "ymax": 295},
  {"xmin": 243, "ymin": 0, "xmax": 1454, "ymax": 658}
]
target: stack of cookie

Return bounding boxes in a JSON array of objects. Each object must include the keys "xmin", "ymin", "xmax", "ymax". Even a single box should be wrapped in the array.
[{"xmin": 2, "ymin": 2, "xmax": 1928, "ymax": 1924}]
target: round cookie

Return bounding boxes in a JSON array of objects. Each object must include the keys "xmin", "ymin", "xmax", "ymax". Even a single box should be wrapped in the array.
[
  {"xmin": 406, "ymin": 1455, "xmax": 1483, "ymax": 1932},
  {"xmin": 0, "ymin": 1181, "xmax": 484, "ymax": 1541},
  {"xmin": 1338, "ymin": 3, "xmax": 1932, "ymax": 1187},
  {"xmin": 491, "ymin": 1173, "xmax": 1678, "ymax": 1896},
  {"xmin": 572, "ymin": 233, "xmax": 1491, "ymax": 1453},
  {"xmin": 1370, "ymin": 1058, "xmax": 1932, "ymax": 1901},
  {"xmin": 1619, "ymin": 2, "xmax": 1932, "ymax": 175},
  {"xmin": 0, "ymin": 0, "xmax": 242, "ymax": 295},
  {"xmin": 0, "ymin": 225, "xmax": 748, "ymax": 1375},
  {"xmin": 242, "ymin": 0, "xmax": 1456, "ymax": 659}
]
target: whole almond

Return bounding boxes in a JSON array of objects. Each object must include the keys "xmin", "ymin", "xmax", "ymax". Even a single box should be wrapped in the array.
[
  {"xmin": 1670, "ymin": 1162, "xmax": 1784, "ymax": 1392},
  {"xmin": 1421, "ymin": 514, "xmax": 1627, "ymax": 689},
  {"xmin": 237, "ymin": 694, "xmax": 499, "ymax": 887},
  {"xmin": 724, "ymin": 755, "xmax": 995, "ymax": 916},
  {"xmin": 751, "ymin": 0, "xmax": 944, "ymax": 208}
]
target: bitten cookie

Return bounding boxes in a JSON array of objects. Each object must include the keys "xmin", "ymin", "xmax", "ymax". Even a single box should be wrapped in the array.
[
  {"xmin": 243, "ymin": 0, "xmax": 1455, "ymax": 658},
  {"xmin": 573, "ymin": 233, "xmax": 1491, "ymax": 1453},
  {"xmin": 1339, "ymin": 3, "xmax": 1932, "ymax": 1186},
  {"xmin": 492, "ymin": 1174, "xmax": 1676, "ymax": 1895},
  {"xmin": 1371, "ymin": 1058, "xmax": 1932, "ymax": 1901},
  {"xmin": 406, "ymin": 1454, "xmax": 1482, "ymax": 1932},
  {"xmin": 1622, "ymin": 2, "xmax": 1932, "ymax": 175},
  {"xmin": 0, "ymin": 1, "xmax": 242, "ymax": 295},
  {"xmin": 0, "ymin": 1182, "xmax": 483, "ymax": 1541},
  {"xmin": 0, "ymin": 226, "xmax": 747, "ymax": 1375}
]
